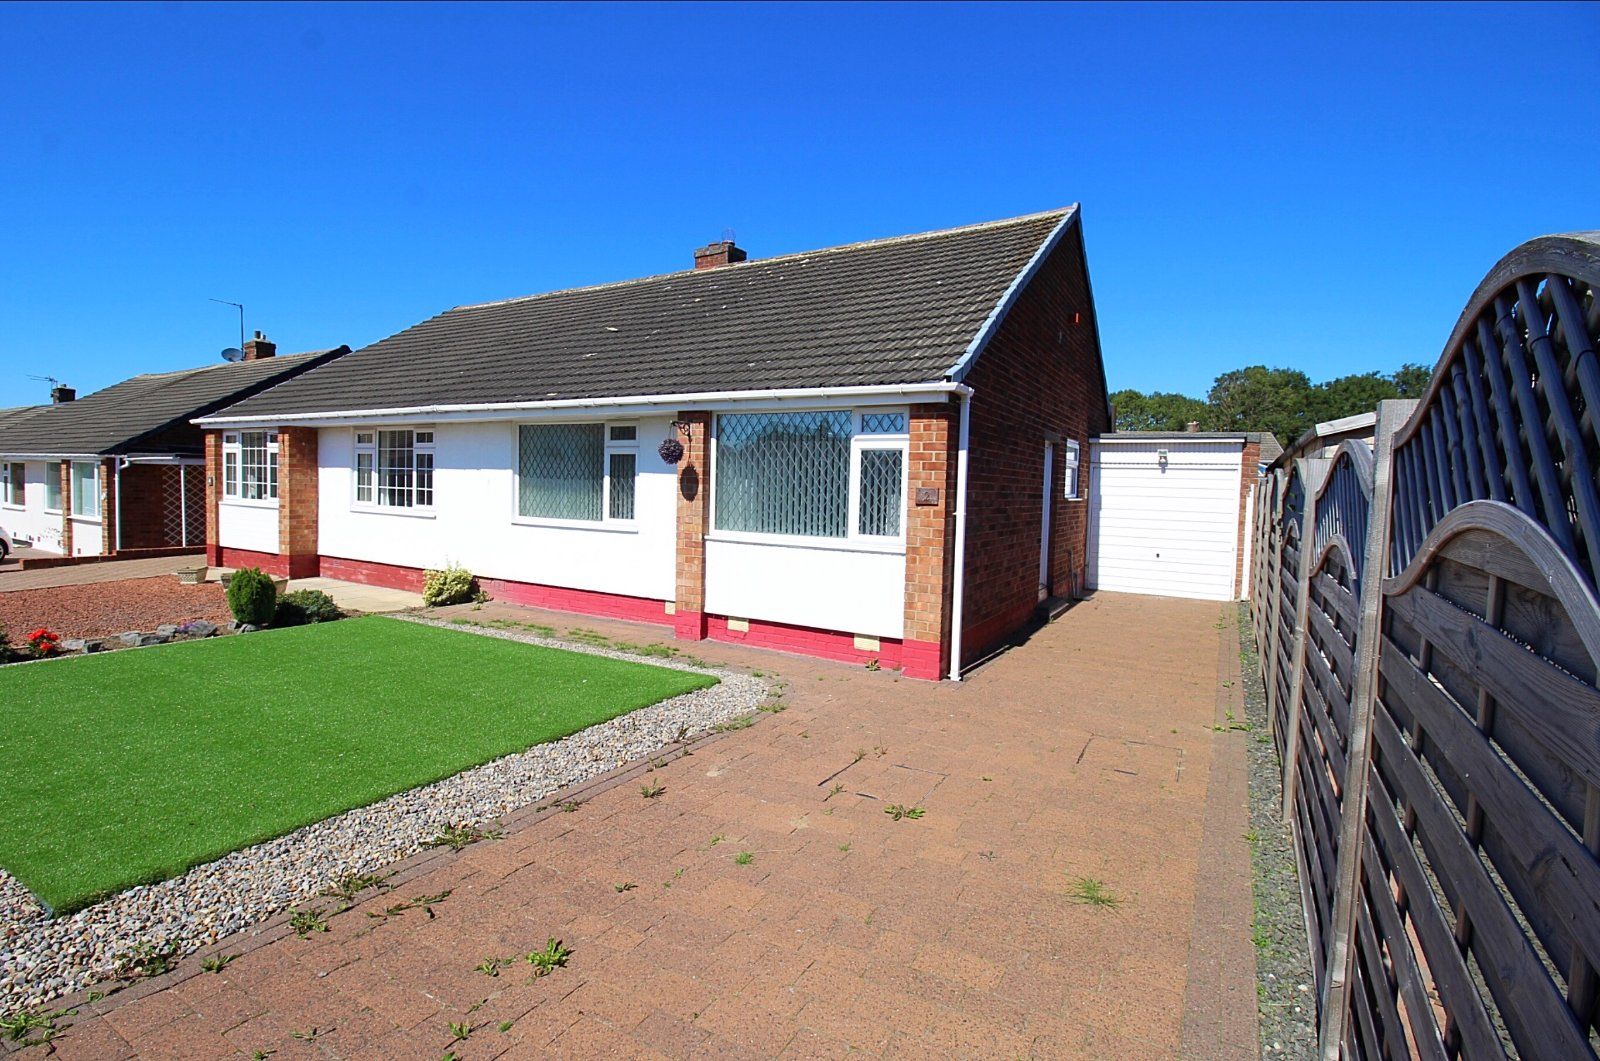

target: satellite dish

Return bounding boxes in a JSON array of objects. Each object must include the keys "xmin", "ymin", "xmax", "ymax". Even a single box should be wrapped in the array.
[{"xmin": 221, "ymin": 347, "xmax": 244, "ymax": 363}]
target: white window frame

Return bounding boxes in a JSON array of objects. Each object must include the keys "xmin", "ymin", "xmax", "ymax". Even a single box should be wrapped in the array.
[
  {"xmin": 1063, "ymin": 439, "xmax": 1083, "ymax": 500},
  {"xmin": 510, "ymin": 421, "xmax": 639, "ymax": 531},
  {"xmin": 42, "ymin": 463, "xmax": 62, "ymax": 514},
  {"xmin": 709, "ymin": 407, "xmax": 909, "ymax": 552},
  {"xmin": 351, "ymin": 426, "xmax": 435, "ymax": 515},
  {"xmin": 1, "ymin": 462, "xmax": 23, "ymax": 509},
  {"xmin": 221, "ymin": 429, "xmax": 279, "ymax": 506},
  {"xmin": 70, "ymin": 461, "xmax": 100, "ymax": 519}
]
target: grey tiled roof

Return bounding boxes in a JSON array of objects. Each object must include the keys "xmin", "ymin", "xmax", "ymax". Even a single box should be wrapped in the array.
[
  {"xmin": 209, "ymin": 208, "xmax": 1075, "ymax": 420},
  {"xmin": 0, "ymin": 350, "xmax": 347, "ymax": 457}
]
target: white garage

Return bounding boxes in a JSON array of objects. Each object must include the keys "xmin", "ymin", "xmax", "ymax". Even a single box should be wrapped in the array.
[{"xmin": 1086, "ymin": 433, "xmax": 1255, "ymax": 602}]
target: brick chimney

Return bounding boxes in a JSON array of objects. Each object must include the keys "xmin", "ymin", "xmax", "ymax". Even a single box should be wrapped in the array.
[
  {"xmin": 242, "ymin": 330, "xmax": 277, "ymax": 361},
  {"xmin": 1185, "ymin": 421, "xmax": 1201, "ymax": 433},
  {"xmin": 693, "ymin": 239, "xmax": 747, "ymax": 270},
  {"xmin": 51, "ymin": 384, "xmax": 76, "ymax": 403}
]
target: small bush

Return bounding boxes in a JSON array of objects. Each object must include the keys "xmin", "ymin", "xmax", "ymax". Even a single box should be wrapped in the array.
[
  {"xmin": 0, "ymin": 623, "xmax": 12, "ymax": 664},
  {"xmin": 225, "ymin": 567, "xmax": 277, "ymax": 626},
  {"xmin": 275, "ymin": 589, "xmax": 344, "ymax": 627},
  {"xmin": 423, "ymin": 564, "xmax": 477, "ymax": 607}
]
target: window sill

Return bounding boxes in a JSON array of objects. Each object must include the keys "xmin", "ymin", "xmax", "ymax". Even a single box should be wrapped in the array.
[
  {"xmin": 221, "ymin": 497, "xmax": 279, "ymax": 510},
  {"xmin": 350, "ymin": 504, "xmax": 436, "ymax": 520},
  {"xmin": 42, "ymin": 508, "xmax": 62, "ymax": 516},
  {"xmin": 69, "ymin": 514, "xmax": 102, "ymax": 524},
  {"xmin": 511, "ymin": 516, "xmax": 638, "ymax": 534},
  {"xmin": 1, "ymin": 503, "xmax": 23, "ymax": 512},
  {"xmin": 705, "ymin": 531, "xmax": 906, "ymax": 556}
]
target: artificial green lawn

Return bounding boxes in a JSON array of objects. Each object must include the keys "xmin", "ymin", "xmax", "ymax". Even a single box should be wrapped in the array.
[{"xmin": 0, "ymin": 616, "xmax": 716, "ymax": 912}]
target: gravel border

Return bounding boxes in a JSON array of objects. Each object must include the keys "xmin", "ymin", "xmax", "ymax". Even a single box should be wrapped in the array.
[
  {"xmin": 1238, "ymin": 608, "xmax": 1318, "ymax": 1058},
  {"xmin": 0, "ymin": 616, "xmax": 767, "ymax": 1012}
]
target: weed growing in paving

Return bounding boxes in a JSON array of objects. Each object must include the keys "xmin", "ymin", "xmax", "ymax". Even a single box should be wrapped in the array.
[
  {"xmin": 201, "ymin": 954, "xmax": 236, "ymax": 973},
  {"xmin": 449, "ymin": 1020, "xmax": 471, "ymax": 1041},
  {"xmin": 615, "ymin": 881, "xmax": 638, "ymax": 893},
  {"xmin": 824, "ymin": 782, "xmax": 846, "ymax": 801},
  {"xmin": 756, "ymin": 701, "xmax": 786, "ymax": 713},
  {"xmin": 250, "ymin": 1050, "xmax": 275, "ymax": 1060},
  {"xmin": 708, "ymin": 833, "xmax": 726, "ymax": 846},
  {"xmin": 713, "ymin": 715, "xmax": 755, "ymax": 732},
  {"xmin": 567, "ymin": 628, "xmax": 612, "ymax": 646},
  {"xmin": 640, "ymin": 781, "xmax": 665, "ymax": 799},
  {"xmin": 321, "ymin": 871, "xmax": 388, "ymax": 901},
  {"xmin": 838, "ymin": 843, "xmax": 851, "ymax": 853},
  {"xmin": 424, "ymin": 824, "xmax": 502, "ymax": 851},
  {"xmin": 526, "ymin": 938, "xmax": 573, "ymax": 977},
  {"xmin": 734, "ymin": 851, "xmax": 754, "ymax": 866},
  {"xmin": 1, "ymin": 1007, "xmax": 67, "ymax": 1045},
  {"xmin": 475, "ymin": 957, "xmax": 514, "ymax": 977},
  {"xmin": 884, "ymin": 804, "xmax": 924, "ymax": 821},
  {"xmin": 559, "ymin": 800, "xmax": 583, "ymax": 813},
  {"xmin": 117, "ymin": 940, "xmax": 178, "ymax": 979},
  {"xmin": 498, "ymin": 1020, "xmax": 514, "ymax": 1033},
  {"xmin": 290, "ymin": 908, "xmax": 329, "ymax": 937},
  {"xmin": 1065, "ymin": 876, "xmax": 1123, "ymax": 909},
  {"xmin": 852, "ymin": 748, "xmax": 868, "ymax": 764},
  {"xmin": 1211, "ymin": 710, "xmax": 1252, "ymax": 733},
  {"xmin": 368, "ymin": 890, "xmax": 452, "ymax": 921}
]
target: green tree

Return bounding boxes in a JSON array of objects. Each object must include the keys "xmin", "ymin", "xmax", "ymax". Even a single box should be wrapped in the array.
[
  {"xmin": 1110, "ymin": 389, "xmax": 1211, "ymax": 432},
  {"xmin": 1207, "ymin": 366, "xmax": 1314, "ymax": 445},
  {"xmin": 1392, "ymin": 362, "xmax": 1431, "ymax": 398},
  {"xmin": 1308, "ymin": 372, "xmax": 1400, "ymax": 426}
]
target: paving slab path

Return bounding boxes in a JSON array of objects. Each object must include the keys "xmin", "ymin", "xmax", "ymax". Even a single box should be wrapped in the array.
[{"xmin": 18, "ymin": 592, "xmax": 1256, "ymax": 1059}]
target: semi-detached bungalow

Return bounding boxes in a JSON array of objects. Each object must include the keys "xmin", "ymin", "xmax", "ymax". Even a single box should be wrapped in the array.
[
  {"xmin": 0, "ymin": 339, "xmax": 345, "ymax": 560},
  {"xmin": 197, "ymin": 208, "xmax": 1112, "ymax": 679}
]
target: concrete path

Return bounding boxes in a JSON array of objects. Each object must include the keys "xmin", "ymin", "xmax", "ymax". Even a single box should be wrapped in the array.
[
  {"xmin": 28, "ymin": 593, "xmax": 1257, "ymax": 1059},
  {"xmin": 284, "ymin": 577, "xmax": 423, "ymax": 614},
  {"xmin": 0, "ymin": 553, "xmax": 202, "ymax": 591}
]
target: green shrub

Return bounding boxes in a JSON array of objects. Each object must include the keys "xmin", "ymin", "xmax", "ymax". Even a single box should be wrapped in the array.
[
  {"xmin": 423, "ymin": 564, "xmax": 477, "ymax": 607},
  {"xmin": 274, "ymin": 589, "xmax": 344, "ymax": 627},
  {"xmin": 0, "ymin": 623, "xmax": 12, "ymax": 664},
  {"xmin": 225, "ymin": 567, "xmax": 277, "ymax": 627}
]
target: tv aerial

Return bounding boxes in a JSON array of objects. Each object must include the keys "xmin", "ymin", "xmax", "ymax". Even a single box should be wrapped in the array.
[{"xmin": 210, "ymin": 297, "xmax": 246, "ymax": 362}]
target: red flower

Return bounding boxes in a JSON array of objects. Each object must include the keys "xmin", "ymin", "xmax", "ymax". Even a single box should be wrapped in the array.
[{"xmin": 25, "ymin": 628, "xmax": 62, "ymax": 656}]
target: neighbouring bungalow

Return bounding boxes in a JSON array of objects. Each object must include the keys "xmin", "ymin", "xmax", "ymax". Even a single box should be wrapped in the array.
[
  {"xmin": 0, "ymin": 337, "xmax": 347, "ymax": 561},
  {"xmin": 197, "ymin": 208, "xmax": 1111, "ymax": 679}
]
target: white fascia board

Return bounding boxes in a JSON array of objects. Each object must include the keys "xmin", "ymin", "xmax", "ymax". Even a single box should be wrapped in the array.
[
  {"xmin": 1092, "ymin": 435, "xmax": 1246, "ymax": 445},
  {"xmin": 192, "ymin": 381, "xmax": 971, "ymax": 429},
  {"xmin": 946, "ymin": 206, "xmax": 1080, "ymax": 384},
  {"xmin": 0, "ymin": 451, "xmax": 104, "ymax": 461}
]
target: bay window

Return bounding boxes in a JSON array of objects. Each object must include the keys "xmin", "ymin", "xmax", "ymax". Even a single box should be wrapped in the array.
[
  {"xmin": 713, "ymin": 409, "xmax": 907, "ymax": 543},
  {"xmin": 354, "ymin": 428, "xmax": 434, "ymax": 509},
  {"xmin": 515, "ymin": 422, "xmax": 637, "ymax": 524},
  {"xmin": 221, "ymin": 430, "xmax": 278, "ymax": 502}
]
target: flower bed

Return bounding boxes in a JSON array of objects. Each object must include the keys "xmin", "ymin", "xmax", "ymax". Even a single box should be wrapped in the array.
[{"xmin": 0, "ymin": 578, "xmax": 232, "ymax": 643}]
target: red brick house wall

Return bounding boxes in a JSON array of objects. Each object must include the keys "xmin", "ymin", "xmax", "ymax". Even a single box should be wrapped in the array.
[
  {"xmin": 959, "ymin": 222, "xmax": 1110, "ymax": 664},
  {"xmin": 902, "ymin": 403, "xmax": 959, "ymax": 680}
]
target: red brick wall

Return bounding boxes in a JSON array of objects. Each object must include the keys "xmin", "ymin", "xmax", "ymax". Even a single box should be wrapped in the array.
[
  {"xmin": 98, "ymin": 458, "xmax": 117, "ymax": 554},
  {"xmin": 278, "ymin": 427, "xmax": 320, "ymax": 578},
  {"xmin": 673, "ymin": 412, "xmax": 712, "ymax": 640},
  {"xmin": 58, "ymin": 461, "xmax": 72, "ymax": 555},
  {"xmin": 1234, "ymin": 439, "xmax": 1260, "ymax": 597},
  {"xmin": 204, "ymin": 431, "xmax": 222, "ymax": 565},
  {"xmin": 959, "ymin": 221, "xmax": 1110, "ymax": 664},
  {"xmin": 902, "ymin": 403, "xmax": 958, "ymax": 679}
]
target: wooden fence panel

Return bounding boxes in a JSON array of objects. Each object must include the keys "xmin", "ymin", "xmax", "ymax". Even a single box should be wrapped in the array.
[{"xmin": 1247, "ymin": 232, "xmax": 1600, "ymax": 1059}]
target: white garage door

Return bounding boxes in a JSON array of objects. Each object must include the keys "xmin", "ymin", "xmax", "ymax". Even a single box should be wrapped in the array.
[{"xmin": 1087, "ymin": 439, "xmax": 1243, "ymax": 601}]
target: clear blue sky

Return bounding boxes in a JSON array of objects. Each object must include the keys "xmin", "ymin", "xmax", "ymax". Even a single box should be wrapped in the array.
[{"xmin": 2, "ymin": 2, "xmax": 1595, "ymax": 405}]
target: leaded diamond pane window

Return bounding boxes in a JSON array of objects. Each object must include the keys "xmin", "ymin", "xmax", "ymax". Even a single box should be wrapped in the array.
[
  {"xmin": 608, "ymin": 453, "xmax": 636, "ymax": 520},
  {"xmin": 858, "ymin": 449, "xmax": 903, "ymax": 537},
  {"xmin": 715, "ymin": 412, "xmax": 851, "ymax": 537},
  {"xmin": 860, "ymin": 412, "xmax": 906, "ymax": 435},
  {"xmin": 519, "ymin": 423, "xmax": 604, "ymax": 521}
]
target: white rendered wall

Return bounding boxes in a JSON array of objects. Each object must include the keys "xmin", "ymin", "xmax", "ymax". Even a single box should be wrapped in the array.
[
  {"xmin": 219, "ymin": 501, "xmax": 280, "ymax": 555},
  {"xmin": 704, "ymin": 537, "xmax": 906, "ymax": 638},
  {"xmin": 1, "ymin": 462, "xmax": 66, "ymax": 553},
  {"xmin": 1087, "ymin": 440, "xmax": 1243, "ymax": 601},
  {"xmin": 316, "ymin": 419, "xmax": 677, "ymax": 602}
]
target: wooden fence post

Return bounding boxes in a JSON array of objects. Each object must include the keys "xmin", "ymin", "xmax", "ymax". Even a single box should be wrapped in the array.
[
  {"xmin": 1317, "ymin": 399, "xmax": 1412, "ymax": 1058},
  {"xmin": 1279, "ymin": 458, "xmax": 1328, "ymax": 822}
]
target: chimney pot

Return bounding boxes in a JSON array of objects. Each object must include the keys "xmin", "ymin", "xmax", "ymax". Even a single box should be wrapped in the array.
[
  {"xmin": 693, "ymin": 239, "xmax": 747, "ymax": 270},
  {"xmin": 1185, "ymin": 421, "xmax": 1201, "ymax": 433},
  {"xmin": 242, "ymin": 332, "xmax": 277, "ymax": 361},
  {"xmin": 51, "ymin": 385, "xmax": 76, "ymax": 403}
]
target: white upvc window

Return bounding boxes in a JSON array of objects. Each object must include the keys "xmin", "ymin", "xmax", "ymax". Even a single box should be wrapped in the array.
[
  {"xmin": 353, "ymin": 427, "xmax": 435, "ymax": 510},
  {"xmin": 42, "ymin": 463, "xmax": 62, "ymax": 513},
  {"xmin": 1063, "ymin": 439, "xmax": 1083, "ymax": 500},
  {"xmin": 1, "ymin": 462, "xmax": 23, "ymax": 508},
  {"xmin": 70, "ymin": 461, "xmax": 99, "ymax": 518},
  {"xmin": 514, "ymin": 421, "xmax": 638, "ymax": 526},
  {"xmin": 711, "ymin": 408, "xmax": 908, "ymax": 547},
  {"xmin": 222, "ymin": 430, "xmax": 278, "ymax": 503}
]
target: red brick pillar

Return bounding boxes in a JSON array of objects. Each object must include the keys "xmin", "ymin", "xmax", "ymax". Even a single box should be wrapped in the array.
[
  {"xmin": 1235, "ymin": 438, "xmax": 1261, "ymax": 598},
  {"xmin": 100, "ymin": 457, "xmax": 118, "ymax": 555},
  {"xmin": 902, "ymin": 403, "xmax": 959, "ymax": 680},
  {"xmin": 673, "ymin": 412, "xmax": 713, "ymax": 640},
  {"xmin": 278, "ymin": 427, "xmax": 320, "ymax": 579},
  {"xmin": 58, "ymin": 460, "xmax": 73, "ymax": 556},
  {"xmin": 204, "ymin": 432, "xmax": 222, "ymax": 566}
]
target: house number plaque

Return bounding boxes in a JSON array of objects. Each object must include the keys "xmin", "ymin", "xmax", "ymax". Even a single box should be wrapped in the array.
[{"xmin": 915, "ymin": 487, "xmax": 940, "ymax": 506}]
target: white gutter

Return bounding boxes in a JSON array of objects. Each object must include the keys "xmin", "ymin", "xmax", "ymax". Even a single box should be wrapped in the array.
[
  {"xmin": 947, "ymin": 206, "xmax": 1079, "ymax": 384},
  {"xmin": 0, "ymin": 452, "xmax": 103, "ymax": 461},
  {"xmin": 194, "ymin": 381, "xmax": 973, "ymax": 428},
  {"xmin": 949, "ymin": 390, "xmax": 972, "ymax": 681}
]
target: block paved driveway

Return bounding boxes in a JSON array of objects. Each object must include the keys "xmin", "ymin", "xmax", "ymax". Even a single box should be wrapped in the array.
[{"xmin": 36, "ymin": 592, "xmax": 1257, "ymax": 1059}]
